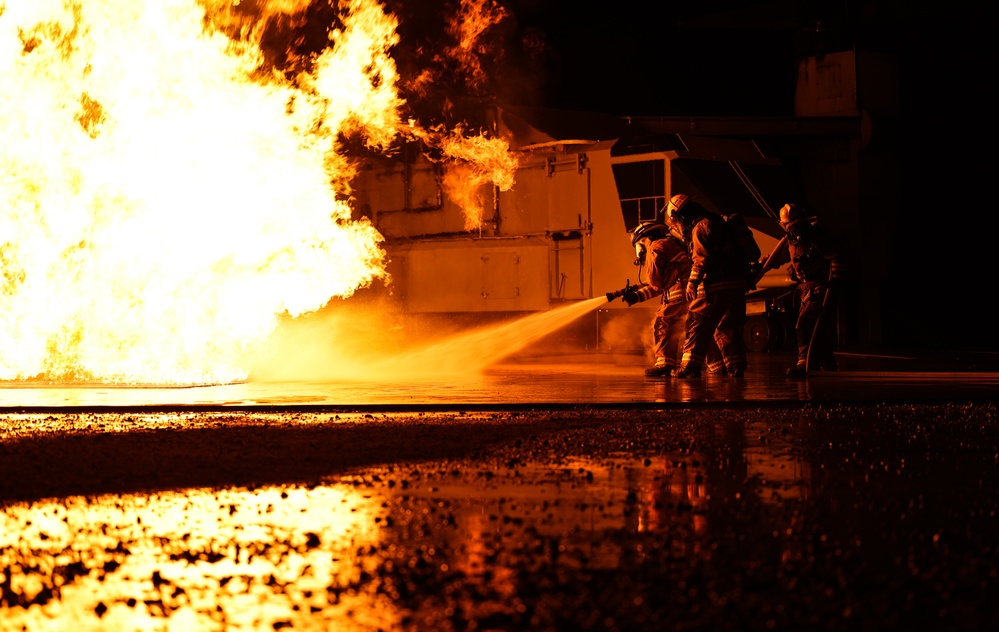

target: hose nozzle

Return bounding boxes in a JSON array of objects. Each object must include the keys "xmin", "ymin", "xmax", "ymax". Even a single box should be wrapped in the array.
[{"xmin": 606, "ymin": 279, "xmax": 631, "ymax": 302}]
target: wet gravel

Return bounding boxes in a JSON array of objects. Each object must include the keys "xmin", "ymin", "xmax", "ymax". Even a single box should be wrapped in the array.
[{"xmin": 1, "ymin": 403, "xmax": 998, "ymax": 631}]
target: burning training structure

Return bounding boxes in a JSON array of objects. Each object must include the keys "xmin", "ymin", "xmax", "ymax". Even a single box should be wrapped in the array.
[
  {"xmin": 350, "ymin": 84, "xmax": 894, "ymax": 360},
  {"xmin": 352, "ymin": 110, "xmax": 803, "ymax": 356}
]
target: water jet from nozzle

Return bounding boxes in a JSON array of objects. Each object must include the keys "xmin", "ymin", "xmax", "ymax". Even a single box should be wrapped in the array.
[
  {"xmin": 377, "ymin": 296, "xmax": 608, "ymax": 378},
  {"xmin": 251, "ymin": 296, "xmax": 609, "ymax": 382}
]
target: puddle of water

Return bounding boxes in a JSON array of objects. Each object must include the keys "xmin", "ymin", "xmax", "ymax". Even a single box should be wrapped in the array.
[
  {"xmin": 0, "ymin": 450, "xmax": 725, "ymax": 631},
  {"xmin": 3, "ymin": 406, "xmax": 996, "ymax": 630},
  {"xmin": 0, "ymin": 440, "xmax": 808, "ymax": 631},
  {"xmin": 0, "ymin": 485, "xmax": 397, "ymax": 632}
]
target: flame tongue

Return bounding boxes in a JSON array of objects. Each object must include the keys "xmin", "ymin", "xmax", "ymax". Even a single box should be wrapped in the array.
[
  {"xmin": 0, "ymin": 0, "xmax": 396, "ymax": 385},
  {"xmin": 438, "ymin": 126, "xmax": 519, "ymax": 231}
]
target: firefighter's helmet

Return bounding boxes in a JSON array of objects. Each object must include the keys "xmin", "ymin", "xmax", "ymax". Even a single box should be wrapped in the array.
[
  {"xmin": 778, "ymin": 203, "xmax": 810, "ymax": 241},
  {"xmin": 630, "ymin": 221, "xmax": 669, "ymax": 264},
  {"xmin": 664, "ymin": 194, "xmax": 706, "ymax": 241},
  {"xmin": 630, "ymin": 221, "xmax": 669, "ymax": 246}
]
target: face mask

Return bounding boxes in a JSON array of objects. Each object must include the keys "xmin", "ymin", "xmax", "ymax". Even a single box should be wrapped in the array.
[{"xmin": 634, "ymin": 242, "xmax": 646, "ymax": 266}]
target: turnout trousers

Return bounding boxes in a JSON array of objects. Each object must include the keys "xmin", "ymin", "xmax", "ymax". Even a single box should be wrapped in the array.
[
  {"xmin": 795, "ymin": 283, "xmax": 837, "ymax": 371},
  {"xmin": 680, "ymin": 286, "xmax": 747, "ymax": 373},
  {"xmin": 652, "ymin": 301, "xmax": 687, "ymax": 369}
]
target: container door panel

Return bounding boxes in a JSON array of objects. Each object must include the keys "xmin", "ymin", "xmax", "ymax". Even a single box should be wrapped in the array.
[{"xmin": 548, "ymin": 165, "xmax": 588, "ymax": 231}]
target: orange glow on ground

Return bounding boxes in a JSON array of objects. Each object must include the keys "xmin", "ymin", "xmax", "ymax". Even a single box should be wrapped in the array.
[{"xmin": 0, "ymin": 482, "xmax": 395, "ymax": 630}]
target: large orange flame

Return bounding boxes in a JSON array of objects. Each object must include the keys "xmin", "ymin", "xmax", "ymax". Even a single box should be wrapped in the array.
[{"xmin": 0, "ymin": 0, "xmax": 401, "ymax": 385}]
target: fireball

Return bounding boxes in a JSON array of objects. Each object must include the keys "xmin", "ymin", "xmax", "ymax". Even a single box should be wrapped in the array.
[{"xmin": 0, "ymin": 0, "xmax": 401, "ymax": 385}]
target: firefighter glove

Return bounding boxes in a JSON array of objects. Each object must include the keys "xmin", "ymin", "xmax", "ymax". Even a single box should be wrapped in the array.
[
  {"xmin": 685, "ymin": 281, "xmax": 700, "ymax": 302},
  {"xmin": 623, "ymin": 288, "xmax": 641, "ymax": 306}
]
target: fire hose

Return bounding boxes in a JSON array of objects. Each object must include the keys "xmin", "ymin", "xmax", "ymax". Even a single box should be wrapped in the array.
[
  {"xmin": 605, "ymin": 279, "xmax": 631, "ymax": 302},
  {"xmin": 805, "ymin": 282, "xmax": 837, "ymax": 374},
  {"xmin": 751, "ymin": 234, "xmax": 789, "ymax": 288}
]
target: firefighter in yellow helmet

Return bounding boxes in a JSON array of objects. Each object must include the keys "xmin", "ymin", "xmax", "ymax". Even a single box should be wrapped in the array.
[
  {"xmin": 617, "ymin": 221, "xmax": 691, "ymax": 376},
  {"xmin": 770, "ymin": 203, "xmax": 846, "ymax": 377},
  {"xmin": 663, "ymin": 194, "xmax": 759, "ymax": 378}
]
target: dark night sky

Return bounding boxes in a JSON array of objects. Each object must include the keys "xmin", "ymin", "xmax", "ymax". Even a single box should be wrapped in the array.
[
  {"xmin": 498, "ymin": 0, "xmax": 806, "ymax": 116},
  {"xmin": 492, "ymin": 0, "xmax": 891, "ymax": 116},
  {"xmin": 345, "ymin": 1, "xmax": 984, "ymax": 119}
]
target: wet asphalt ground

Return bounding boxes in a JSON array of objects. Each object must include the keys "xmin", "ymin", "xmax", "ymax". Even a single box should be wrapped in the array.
[
  {"xmin": 1, "ymin": 350, "xmax": 998, "ymax": 631},
  {"xmin": 2, "ymin": 350, "xmax": 998, "ymax": 408}
]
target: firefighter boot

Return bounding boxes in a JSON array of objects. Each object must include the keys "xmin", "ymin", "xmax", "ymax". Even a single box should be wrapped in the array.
[
  {"xmin": 786, "ymin": 365, "xmax": 808, "ymax": 378},
  {"xmin": 705, "ymin": 358, "xmax": 727, "ymax": 376},
  {"xmin": 672, "ymin": 364, "xmax": 702, "ymax": 379},
  {"xmin": 644, "ymin": 358, "xmax": 675, "ymax": 378}
]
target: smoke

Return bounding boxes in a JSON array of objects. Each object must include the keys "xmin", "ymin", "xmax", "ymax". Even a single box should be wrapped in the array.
[
  {"xmin": 247, "ymin": 296, "xmax": 462, "ymax": 382},
  {"xmin": 599, "ymin": 309, "xmax": 653, "ymax": 359}
]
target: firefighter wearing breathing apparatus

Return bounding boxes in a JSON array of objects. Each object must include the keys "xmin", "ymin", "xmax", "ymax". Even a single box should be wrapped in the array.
[
  {"xmin": 612, "ymin": 221, "xmax": 691, "ymax": 377},
  {"xmin": 607, "ymin": 221, "xmax": 730, "ymax": 377},
  {"xmin": 663, "ymin": 194, "xmax": 758, "ymax": 378},
  {"xmin": 770, "ymin": 203, "xmax": 846, "ymax": 377}
]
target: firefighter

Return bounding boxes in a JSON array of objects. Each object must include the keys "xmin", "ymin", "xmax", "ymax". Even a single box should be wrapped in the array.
[
  {"xmin": 771, "ymin": 203, "xmax": 846, "ymax": 377},
  {"xmin": 619, "ymin": 221, "xmax": 691, "ymax": 377},
  {"xmin": 664, "ymin": 194, "xmax": 756, "ymax": 378}
]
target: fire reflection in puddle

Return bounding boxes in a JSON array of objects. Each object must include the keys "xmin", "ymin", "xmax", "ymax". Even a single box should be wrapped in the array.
[
  {"xmin": 0, "ymin": 486, "xmax": 396, "ymax": 631},
  {"xmin": 1, "ymin": 447, "xmax": 811, "ymax": 630},
  {"xmin": 392, "ymin": 455, "xmax": 711, "ymax": 572}
]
